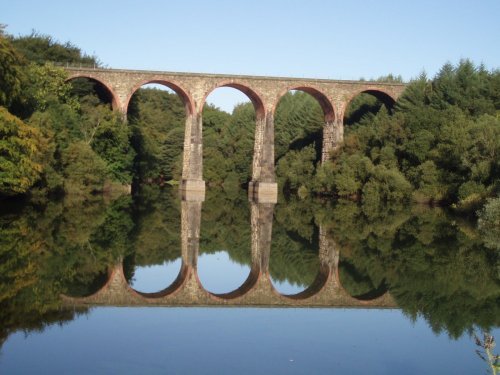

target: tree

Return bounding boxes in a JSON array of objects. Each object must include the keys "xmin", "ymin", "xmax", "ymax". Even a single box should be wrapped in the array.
[
  {"xmin": 478, "ymin": 197, "xmax": 500, "ymax": 253},
  {"xmin": 9, "ymin": 31, "xmax": 99, "ymax": 66},
  {"xmin": 0, "ymin": 34, "xmax": 24, "ymax": 107},
  {"xmin": 22, "ymin": 62, "xmax": 78, "ymax": 115},
  {"xmin": 61, "ymin": 141, "xmax": 109, "ymax": 196},
  {"xmin": 0, "ymin": 107, "xmax": 42, "ymax": 196}
]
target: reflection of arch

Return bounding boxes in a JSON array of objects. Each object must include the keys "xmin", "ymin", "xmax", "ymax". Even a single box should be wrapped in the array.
[
  {"xmin": 65, "ymin": 74, "xmax": 119, "ymax": 110},
  {"xmin": 349, "ymin": 283, "xmax": 388, "ymax": 301},
  {"xmin": 61, "ymin": 201, "xmax": 397, "ymax": 308},
  {"xmin": 62, "ymin": 261, "xmax": 190, "ymax": 303},
  {"xmin": 128, "ymin": 263, "xmax": 188, "ymax": 298},
  {"xmin": 201, "ymin": 82, "xmax": 265, "ymax": 119},
  {"xmin": 277, "ymin": 264, "xmax": 331, "ymax": 300},
  {"xmin": 63, "ymin": 270, "xmax": 109, "ymax": 298},
  {"xmin": 124, "ymin": 79, "xmax": 194, "ymax": 115},
  {"xmin": 203, "ymin": 268, "xmax": 260, "ymax": 300},
  {"xmin": 275, "ymin": 86, "xmax": 335, "ymax": 122},
  {"xmin": 345, "ymin": 88, "xmax": 397, "ymax": 117},
  {"xmin": 195, "ymin": 200, "xmax": 273, "ymax": 300}
]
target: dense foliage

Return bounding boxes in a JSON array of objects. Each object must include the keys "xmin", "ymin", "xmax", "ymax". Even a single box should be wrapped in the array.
[
  {"xmin": 0, "ymin": 193, "xmax": 134, "ymax": 346},
  {"xmin": 321, "ymin": 200, "xmax": 500, "ymax": 339},
  {"xmin": 312, "ymin": 62, "xmax": 499, "ymax": 213},
  {"xmin": 0, "ymin": 31, "xmax": 132, "ymax": 199},
  {"xmin": 128, "ymin": 88, "xmax": 185, "ymax": 183}
]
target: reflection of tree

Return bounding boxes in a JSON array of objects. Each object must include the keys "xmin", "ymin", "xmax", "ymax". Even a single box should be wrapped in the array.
[
  {"xmin": 1, "ymin": 187, "xmax": 498, "ymax": 349},
  {"xmin": 322, "ymin": 200, "xmax": 500, "ymax": 338},
  {"xmin": 56, "ymin": 195, "xmax": 134, "ymax": 296},
  {"xmin": 271, "ymin": 198, "xmax": 320, "ymax": 288},
  {"xmin": 200, "ymin": 188, "xmax": 252, "ymax": 264},
  {"xmin": 130, "ymin": 185, "xmax": 181, "ymax": 265},
  {"xmin": 0, "ymin": 192, "xmax": 133, "ymax": 348},
  {"xmin": 123, "ymin": 185, "xmax": 182, "ymax": 284}
]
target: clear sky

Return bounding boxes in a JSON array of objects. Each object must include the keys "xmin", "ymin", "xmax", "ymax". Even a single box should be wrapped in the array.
[{"xmin": 2, "ymin": 0, "xmax": 500, "ymax": 111}]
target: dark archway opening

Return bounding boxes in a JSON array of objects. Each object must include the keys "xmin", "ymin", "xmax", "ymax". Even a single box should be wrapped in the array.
[
  {"xmin": 274, "ymin": 89, "xmax": 333, "ymax": 195},
  {"xmin": 344, "ymin": 90, "xmax": 396, "ymax": 127},
  {"xmin": 63, "ymin": 271, "xmax": 109, "ymax": 298},
  {"xmin": 127, "ymin": 83, "xmax": 188, "ymax": 186},
  {"xmin": 202, "ymin": 86, "xmax": 259, "ymax": 191},
  {"xmin": 68, "ymin": 77, "xmax": 114, "ymax": 108}
]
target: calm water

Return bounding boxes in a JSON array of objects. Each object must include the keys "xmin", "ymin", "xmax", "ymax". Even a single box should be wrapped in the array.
[{"xmin": 0, "ymin": 186, "xmax": 498, "ymax": 374}]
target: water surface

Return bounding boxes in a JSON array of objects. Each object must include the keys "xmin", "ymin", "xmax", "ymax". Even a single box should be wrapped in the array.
[{"xmin": 0, "ymin": 186, "xmax": 498, "ymax": 374}]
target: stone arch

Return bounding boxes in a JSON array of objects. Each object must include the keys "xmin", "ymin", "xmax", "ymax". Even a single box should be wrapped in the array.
[
  {"xmin": 274, "ymin": 86, "xmax": 336, "ymax": 163},
  {"xmin": 124, "ymin": 79, "xmax": 194, "ymax": 115},
  {"xmin": 344, "ymin": 87, "xmax": 398, "ymax": 119},
  {"xmin": 199, "ymin": 81, "xmax": 267, "ymax": 188},
  {"xmin": 274, "ymin": 263, "xmax": 331, "ymax": 300},
  {"xmin": 201, "ymin": 267, "xmax": 261, "ymax": 300},
  {"xmin": 200, "ymin": 81, "xmax": 265, "ymax": 119},
  {"xmin": 61, "ymin": 262, "xmax": 142, "ymax": 304},
  {"xmin": 65, "ymin": 74, "xmax": 120, "ymax": 111},
  {"xmin": 128, "ymin": 263, "xmax": 189, "ymax": 299},
  {"xmin": 274, "ymin": 86, "xmax": 335, "ymax": 121}
]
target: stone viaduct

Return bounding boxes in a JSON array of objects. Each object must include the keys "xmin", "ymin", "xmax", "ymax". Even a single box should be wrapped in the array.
[
  {"xmin": 65, "ymin": 67, "xmax": 406, "ymax": 202},
  {"xmin": 62, "ymin": 195, "xmax": 397, "ymax": 309}
]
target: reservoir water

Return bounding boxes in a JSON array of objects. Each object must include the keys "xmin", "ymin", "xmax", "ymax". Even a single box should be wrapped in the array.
[{"xmin": 0, "ymin": 186, "xmax": 498, "ymax": 374}]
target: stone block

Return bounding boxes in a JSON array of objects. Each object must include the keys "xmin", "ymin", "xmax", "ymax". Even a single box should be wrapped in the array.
[{"xmin": 181, "ymin": 179, "xmax": 205, "ymax": 201}]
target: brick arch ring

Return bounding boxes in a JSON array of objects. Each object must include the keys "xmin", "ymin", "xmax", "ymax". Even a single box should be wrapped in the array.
[
  {"xmin": 274, "ymin": 86, "xmax": 335, "ymax": 122},
  {"xmin": 200, "ymin": 81, "xmax": 266, "ymax": 120},
  {"xmin": 65, "ymin": 74, "xmax": 121, "ymax": 111},
  {"xmin": 123, "ymin": 78, "xmax": 195, "ymax": 116}
]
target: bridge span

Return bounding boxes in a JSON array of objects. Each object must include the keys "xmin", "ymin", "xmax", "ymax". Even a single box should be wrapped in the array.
[{"xmin": 65, "ymin": 67, "xmax": 406, "ymax": 202}]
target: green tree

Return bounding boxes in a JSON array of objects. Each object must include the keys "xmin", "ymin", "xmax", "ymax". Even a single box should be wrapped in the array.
[
  {"xmin": 478, "ymin": 197, "xmax": 500, "ymax": 253},
  {"xmin": 9, "ymin": 31, "xmax": 98, "ymax": 66},
  {"xmin": 0, "ymin": 107, "xmax": 42, "ymax": 196},
  {"xmin": 0, "ymin": 33, "xmax": 24, "ymax": 107},
  {"xmin": 129, "ymin": 88, "xmax": 186, "ymax": 182},
  {"xmin": 22, "ymin": 62, "xmax": 78, "ymax": 114},
  {"xmin": 61, "ymin": 141, "xmax": 109, "ymax": 196}
]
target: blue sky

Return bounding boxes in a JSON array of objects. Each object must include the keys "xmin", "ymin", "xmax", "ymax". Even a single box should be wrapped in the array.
[{"xmin": 3, "ymin": 0, "xmax": 500, "ymax": 111}]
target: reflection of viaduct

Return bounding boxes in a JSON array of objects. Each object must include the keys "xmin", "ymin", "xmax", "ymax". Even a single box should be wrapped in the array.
[
  {"xmin": 63, "ymin": 195, "xmax": 396, "ymax": 308},
  {"xmin": 65, "ymin": 67, "xmax": 406, "ymax": 202}
]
